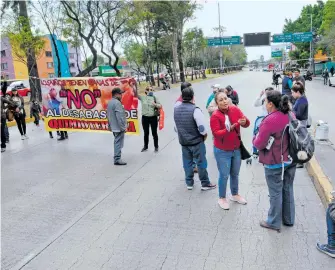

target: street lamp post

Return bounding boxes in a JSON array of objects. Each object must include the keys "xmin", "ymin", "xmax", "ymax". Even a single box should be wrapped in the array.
[
  {"xmin": 310, "ymin": 14, "xmax": 314, "ymax": 74},
  {"xmin": 218, "ymin": 2, "xmax": 223, "ymax": 73}
]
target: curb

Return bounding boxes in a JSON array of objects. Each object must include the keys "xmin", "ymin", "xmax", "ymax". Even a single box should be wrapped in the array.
[
  {"xmin": 7, "ymin": 117, "xmax": 34, "ymax": 127},
  {"xmin": 306, "ymin": 156, "xmax": 334, "ymax": 207}
]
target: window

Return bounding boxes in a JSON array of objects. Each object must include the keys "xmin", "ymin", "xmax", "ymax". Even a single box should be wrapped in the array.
[
  {"xmin": 48, "ymin": 73, "xmax": 55, "ymax": 78},
  {"xmin": 69, "ymin": 53, "xmax": 75, "ymax": 59},
  {"xmin": 45, "ymin": 51, "xmax": 52, "ymax": 57},
  {"xmin": 1, "ymin": 63, "xmax": 8, "ymax": 70},
  {"xmin": 47, "ymin": 62, "xmax": 54, "ymax": 68},
  {"xmin": 1, "ymin": 50, "xmax": 6, "ymax": 57},
  {"xmin": 70, "ymin": 63, "xmax": 75, "ymax": 68}
]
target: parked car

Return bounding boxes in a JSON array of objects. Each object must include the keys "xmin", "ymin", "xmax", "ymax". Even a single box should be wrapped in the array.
[
  {"xmin": 329, "ymin": 76, "xmax": 335, "ymax": 87},
  {"xmin": 1, "ymin": 81, "xmax": 31, "ymax": 98}
]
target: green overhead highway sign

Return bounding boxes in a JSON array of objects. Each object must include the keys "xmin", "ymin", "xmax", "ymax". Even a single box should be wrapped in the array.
[
  {"xmin": 271, "ymin": 51, "xmax": 282, "ymax": 58},
  {"xmin": 221, "ymin": 36, "xmax": 241, "ymax": 45},
  {"xmin": 207, "ymin": 36, "xmax": 241, "ymax": 46},
  {"xmin": 273, "ymin": 33, "xmax": 292, "ymax": 43},
  {"xmin": 292, "ymin": 32, "xmax": 313, "ymax": 42},
  {"xmin": 207, "ymin": 38, "xmax": 222, "ymax": 46}
]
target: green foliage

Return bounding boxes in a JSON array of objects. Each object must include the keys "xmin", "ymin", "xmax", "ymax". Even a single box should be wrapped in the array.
[
  {"xmin": 320, "ymin": 0, "xmax": 335, "ymax": 33},
  {"xmin": 183, "ymin": 27, "xmax": 206, "ymax": 67},
  {"xmin": 283, "ymin": 1, "xmax": 324, "ymax": 56},
  {"xmin": 83, "ymin": 55, "xmax": 105, "ymax": 69},
  {"xmin": 318, "ymin": 26, "xmax": 335, "ymax": 57},
  {"xmin": 123, "ymin": 41, "xmax": 147, "ymax": 72},
  {"xmin": 5, "ymin": 16, "xmax": 45, "ymax": 64}
]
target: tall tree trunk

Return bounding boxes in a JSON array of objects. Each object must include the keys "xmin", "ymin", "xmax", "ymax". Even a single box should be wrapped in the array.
[
  {"xmin": 177, "ymin": 26, "xmax": 185, "ymax": 82},
  {"xmin": 172, "ymin": 31, "xmax": 178, "ymax": 84},
  {"xmin": 155, "ymin": 37, "xmax": 159, "ymax": 87},
  {"xmin": 19, "ymin": 1, "xmax": 41, "ymax": 101}
]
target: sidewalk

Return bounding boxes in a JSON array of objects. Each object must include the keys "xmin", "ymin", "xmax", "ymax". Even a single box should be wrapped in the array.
[{"xmin": 2, "ymin": 72, "xmax": 334, "ymax": 270}]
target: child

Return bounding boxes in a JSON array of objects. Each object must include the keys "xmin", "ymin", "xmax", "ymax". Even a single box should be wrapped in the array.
[{"xmin": 30, "ymin": 100, "xmax": 42, "ymax": 126}]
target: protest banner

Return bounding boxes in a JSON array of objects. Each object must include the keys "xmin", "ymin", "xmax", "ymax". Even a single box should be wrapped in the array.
[{"xmin": 40, "ymin": 77, "xmax": 139, "ymax": 135}]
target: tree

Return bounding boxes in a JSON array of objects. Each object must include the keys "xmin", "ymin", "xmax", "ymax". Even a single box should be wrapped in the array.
[
  {"xmin": 320, "ymin": 0, "xmax": 335, "ymax": 33},
  {"xmin": 61, "ymin": 1, "xmax": 115, "ymax": 77},
  {"xmin": 183, "ymin": 27, "xmax": 206, "ymax": 80},
  {"xmin": 283, "ymin": 1, "xmax": 324, "ymax": 63},
  {"xmin": 168, "ymin": 1, "xmax": 197, "ymax": 82},
  {"xmin": 30, "ymin": 0, "xmax": 65, "ymax": 77},
  {"xmin": 83, "ymin": 55, "xmax": 105, "ymax": 69},
  {"xmin": 318, "ymin": 26, "xmax": 335, "ymax": 57},
  {"xmin": 95, "ymin": 1, "xmax": 130, "ymax": 77},
  {"xmin": 2, "ymin": 0, "xmax": 43, "ymax": 101}
]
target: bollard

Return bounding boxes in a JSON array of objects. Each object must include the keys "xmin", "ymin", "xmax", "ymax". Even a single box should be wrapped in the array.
[{"xmin": 315, "ymin": 120, "xmax": 329, "ymax": 141}]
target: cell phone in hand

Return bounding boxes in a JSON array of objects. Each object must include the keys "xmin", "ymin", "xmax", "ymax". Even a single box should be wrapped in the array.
[{"xmin": 266, "ymin": 136, "xmax": 275, "ymax": 150}]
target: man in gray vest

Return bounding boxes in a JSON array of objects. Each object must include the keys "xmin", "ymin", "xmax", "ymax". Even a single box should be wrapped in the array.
[
  {"xmin": 174, "ymin": 87, "xmax": 216, "ymax": 191},
  {"xmin": 107, "ymin": 88, "xmax": 127, "ymax": 165}
]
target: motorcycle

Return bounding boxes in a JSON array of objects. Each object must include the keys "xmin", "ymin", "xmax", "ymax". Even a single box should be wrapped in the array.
[
  {"xmin": 160, "ymin": 76, "xmax": 171, "ymax": 90},
  {"xmin": 303, "ymin": 72, "xmax": 313, "ymax": 81}
]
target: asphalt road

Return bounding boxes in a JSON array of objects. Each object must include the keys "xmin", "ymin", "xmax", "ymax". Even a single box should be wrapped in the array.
[{"xmin": 2, "ymin": 71, "xmax": 333, "ymax": 270}]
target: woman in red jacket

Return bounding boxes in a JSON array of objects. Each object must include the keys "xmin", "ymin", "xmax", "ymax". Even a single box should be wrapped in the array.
[{"xmin": 210, "ymin": 92, "xmax": 250, "ymax": 210}]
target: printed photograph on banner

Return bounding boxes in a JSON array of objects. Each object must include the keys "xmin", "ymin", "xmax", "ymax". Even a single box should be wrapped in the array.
[{"xmin": 40, "ymin": 77, "xmax": 139, "ymax": 134}]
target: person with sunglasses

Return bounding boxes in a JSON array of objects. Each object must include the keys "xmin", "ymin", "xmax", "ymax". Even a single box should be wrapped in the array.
[{"xmin": 139, "ymin": 86, "xmax": 162, "ymax": 152}]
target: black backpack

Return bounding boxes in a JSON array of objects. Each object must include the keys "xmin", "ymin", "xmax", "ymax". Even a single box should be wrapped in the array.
[{"xmin": 281, "ymin": 113, "xmax": 315, "ymax": 165}]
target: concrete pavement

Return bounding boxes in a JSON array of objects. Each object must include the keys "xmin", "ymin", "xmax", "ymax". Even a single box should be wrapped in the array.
[{"xmin": 2, "ymin": 71, "xmax": 334, "ymax": 270}]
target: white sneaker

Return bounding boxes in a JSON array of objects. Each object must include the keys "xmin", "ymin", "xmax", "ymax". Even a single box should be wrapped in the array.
[
  {"xmin": 24, "ymin": 135, "xmax": 29, "ymax": 139},
  {"xmin": 230, "ymin": 195, "xmax": 247, "ymax": 205},
  {"xmin": 187, "ymin": 186, "xmax": 193, "ymax": 190},
  {"xmin": 218, "ymin": 199, "xmax": 229, "ymax": 210},
  {"xmin": 21, "ymin": 135, "xmax": 25, "ymax": 140}
]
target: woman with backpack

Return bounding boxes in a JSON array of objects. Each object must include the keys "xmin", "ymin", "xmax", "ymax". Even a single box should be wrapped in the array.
[
  {"xmin": 253, "ymin": 91, "xmax": 297, "ymax": 232},
  {"xmin": 139, "ymin": 86, "xmax": 162, "ymax": 152}
]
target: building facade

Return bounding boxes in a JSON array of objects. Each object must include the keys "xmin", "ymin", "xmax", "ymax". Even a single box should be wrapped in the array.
[{"xmin": 1, "ymin": 35, "xmax": 82, "ymax": 81}]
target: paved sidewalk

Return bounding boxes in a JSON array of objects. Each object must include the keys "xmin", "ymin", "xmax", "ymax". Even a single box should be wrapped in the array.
[{"xmin": 2, "ymin": 72, "xmax": 333, "ymax": 270}]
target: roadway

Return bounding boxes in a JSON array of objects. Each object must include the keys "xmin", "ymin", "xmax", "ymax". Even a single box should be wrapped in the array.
[{"xmin": 1, "ymin": 71, "xmax": 334, "ymax": 270}]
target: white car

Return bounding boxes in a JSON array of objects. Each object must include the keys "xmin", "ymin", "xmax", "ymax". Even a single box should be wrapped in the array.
[{"xmin": 329, "ymin": 76, "xmax": 335, "ymax": 87}]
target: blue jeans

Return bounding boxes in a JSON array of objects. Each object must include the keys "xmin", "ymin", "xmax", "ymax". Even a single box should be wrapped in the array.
[
  {"xmin": 264, "ymin": 165, "xmax": 296, "ymax": 229},
  {"xmin": 214, "ymin": 147, "xmax": 241, "ymax": 198},
  {"xmin": 327, "ymin": 206, "xmax": 335, "ymax": 247},
  {"xmin": 181, "ymin": 142, "xmax": 210, "ymax": 187}
]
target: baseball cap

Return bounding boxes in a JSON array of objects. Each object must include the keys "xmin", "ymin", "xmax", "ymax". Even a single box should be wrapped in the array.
[
  {"xmin": 212, "ymin": 84, "xmax": 220, "ymax": 88},
  {"xmin": 112, "ymin": 88, "xmax": 125, "ymax": 96}
]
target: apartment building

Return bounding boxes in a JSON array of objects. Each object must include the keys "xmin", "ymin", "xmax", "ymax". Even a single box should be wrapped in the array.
[{"xmin": 0, "ymin": 35, "xmax": 82, "ymax": 80}]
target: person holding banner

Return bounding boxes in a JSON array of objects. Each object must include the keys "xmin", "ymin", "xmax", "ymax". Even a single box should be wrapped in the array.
[
  {"xmin": 107, "ymin": 88, "xmax": 127, "ymax": 166},
  {"xmin": 139, "ymin": 86, "xmax": 162, "ymax": 152}
]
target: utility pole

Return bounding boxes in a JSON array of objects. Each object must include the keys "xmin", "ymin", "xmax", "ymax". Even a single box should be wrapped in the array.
[
  {"xmin": 218, "ymin": 2, "xmax": 223, "ymax": 73},
  {"xmin": 310, "ymin": 14, "xmax": 314, "ymax": 74}
]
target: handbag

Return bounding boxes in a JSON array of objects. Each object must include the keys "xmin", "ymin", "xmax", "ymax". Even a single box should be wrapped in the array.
[
  {"xmin": 238, "ymin": 135, "xmax": 251, "ymax": 160},
  {"xmin": 235, "ymin": 130, "xmax": 251, "ymax": 160},
  {"xmin": 153, "ymin": 96, "xmax": 160, "ymax": 117}
]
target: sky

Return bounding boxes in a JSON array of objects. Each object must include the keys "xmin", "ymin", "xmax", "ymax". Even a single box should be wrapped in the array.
[{"xmin": 185, "ymin": 0, "xmax": 318, "ymax": 61}]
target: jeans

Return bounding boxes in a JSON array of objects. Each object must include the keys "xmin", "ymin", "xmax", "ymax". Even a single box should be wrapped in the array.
[
  {"xmin": 1, "ymin": 118, "xmax": 6, "ymax": 149},
  {"xmin": 32, "ymin": 111, "xmax": 40, "ymax": 125},
  {"xmin": 14, "ymin": 113, "xmax": 26, "ymax": 135},
  {"xmin": 264, "ymin": 165, "xmax": 297, "ymax": 229},
  {"xmin": 181, "ymin": 142, "xmax": 210, "ymax": 187},
  {"xmin": 214, "ymin": 147, "xmax": 241, "ymax": 198},
  {"xmin": 324, "ymin": 77, "xmax": 329, "ymax": 85},
  {"xmin": 113, "ymin": 131, "xmax": 125, "ymax": 163},
  {"xmin": 4, "ymin": 123, "xmax": 9, "ymax": 141},
  {"xmin": 142, "ymin": 115, "xmax": 158, "ymax": 148},
  {"xmin": 327, "ymin": 206, "xmax": 335, "ymax": 247}
]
